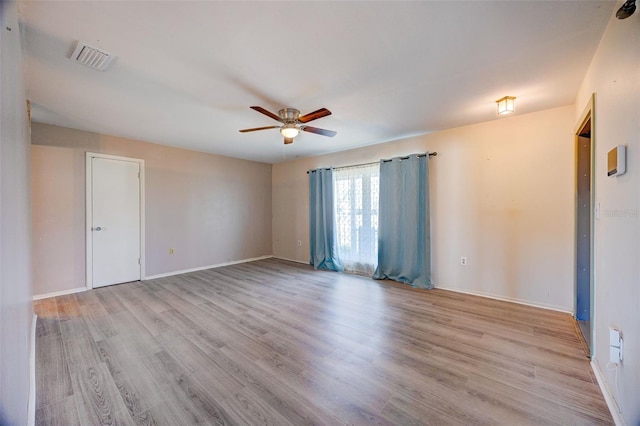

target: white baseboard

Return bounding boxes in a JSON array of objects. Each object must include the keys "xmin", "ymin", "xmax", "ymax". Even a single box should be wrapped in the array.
[
  {"xmin": 272, "ymin": 256, "xmax": 309, "ymax": 265},
  {"xmin": 33, "ymin": 286, "xmax": 86, "ymax": 301},
  {"xmin": 434, "ymin": 285, "xmax": 572, "ymax": 314},
  {"xmin": 32, "ymin": 256, "xmax": 275, "ymax": 298},
  {"xmin": 144, "ymin": 255, "xmax": 273, "ymax": 280},
  {"xmin": 591, "ymin": 359, "xmax": 626, "ymax": 426},
  {"xmin": 27, "ymin": 313, "xmax": 36, "ymax": 426}
]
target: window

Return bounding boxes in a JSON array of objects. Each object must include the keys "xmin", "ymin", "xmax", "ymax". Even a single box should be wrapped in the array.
[{"xmin": 334, "ymin": 163, "xmax": 379, "ymax": 275}]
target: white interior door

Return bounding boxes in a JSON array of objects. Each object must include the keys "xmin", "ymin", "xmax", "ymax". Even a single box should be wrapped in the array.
[{"xmin": 88, "ymin": 154, "xmax": 143, "ymax": 288}]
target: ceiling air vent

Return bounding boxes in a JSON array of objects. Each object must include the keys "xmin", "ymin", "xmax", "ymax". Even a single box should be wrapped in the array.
[{"xmin": 70, "ymin": 42, "xmax": 115, "ymax": 71}]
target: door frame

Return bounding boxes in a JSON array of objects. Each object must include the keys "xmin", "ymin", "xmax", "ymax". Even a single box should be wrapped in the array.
[
  {"xmin": 574, "ymin": 94, "xmax": 596, "ymax": 357},
  {"xmin": 86, "ymin": 152, "xmax": 146, "ymax": 289}
]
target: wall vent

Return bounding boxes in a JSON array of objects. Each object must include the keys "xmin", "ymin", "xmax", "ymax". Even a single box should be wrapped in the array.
[{"xmin": 70, "ymin": 42, "xmax": 115, "ymax": 71}]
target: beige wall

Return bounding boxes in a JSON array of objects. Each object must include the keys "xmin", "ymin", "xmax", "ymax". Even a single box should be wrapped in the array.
[
  {"xmin": 1, "ymin": 1, "xmax": 33, "ymax": 424},
  {"xmin": 31, "ymin": 123, "xmax": 272, "ymax": 296},
  {"xmin": 273, "ymin": 105, "xmax": 575, "ymax": 312},
  {"xmin": 575, "ymin": 5, "xmax": 640, "ymax": 423}
]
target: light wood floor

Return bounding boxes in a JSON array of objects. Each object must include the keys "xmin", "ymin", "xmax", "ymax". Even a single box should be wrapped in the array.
[{"xmin": 34, "ymin": 258, "xmax": 612, "ymax": 425}]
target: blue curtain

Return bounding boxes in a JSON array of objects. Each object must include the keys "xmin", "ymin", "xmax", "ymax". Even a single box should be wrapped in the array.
[
  {"xmin": 309, "ymin": 168, "xmax": 343, "ymax": 272},
  {"xmin": 373, "ymin": 154, "xmax": 432, "ymax": 288}
]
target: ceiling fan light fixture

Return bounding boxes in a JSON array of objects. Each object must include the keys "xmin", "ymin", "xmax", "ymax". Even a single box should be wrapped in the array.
[
  {"xmin": 280, "ymin": 125, "xmax": 299, "ymax": 139},
  {"xmin": 496, "ymin": 96, "xmax": 516, "ymax": 115}
]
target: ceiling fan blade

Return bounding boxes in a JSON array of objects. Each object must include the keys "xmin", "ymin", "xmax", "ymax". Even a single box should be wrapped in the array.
[
  {"xmin": 298, "ymin": 108, "xmax": 332, "ymax": 123},
  {"xmin": 250, "ymin": 106, "xmax": 283, "ymax": 122},
  {"xmin": 239, "ymin": 125, "xmax": 280, "ymax": 133},
  {"xmin": 284, "ymin": 137, "xmax": 294, "ymax": 145},
  {"xmin": 302, "ymin": 126, "xmax": 337, "ymax": 137}
]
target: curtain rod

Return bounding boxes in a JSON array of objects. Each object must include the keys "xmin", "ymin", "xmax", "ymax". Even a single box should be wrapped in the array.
[{"xmin": 307, "ymin": 152, "xmax": 437, "ymax": 174}]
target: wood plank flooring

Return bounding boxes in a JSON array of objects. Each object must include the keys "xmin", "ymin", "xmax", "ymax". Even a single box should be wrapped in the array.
[{"xmin": 34, "ymin": 258, "xmax": 612, "ymax": 425}]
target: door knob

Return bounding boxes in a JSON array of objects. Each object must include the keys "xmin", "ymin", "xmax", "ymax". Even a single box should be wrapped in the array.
[{"xmin": 93, "ymin": 226, "xmax": 102, "ymax": 231}]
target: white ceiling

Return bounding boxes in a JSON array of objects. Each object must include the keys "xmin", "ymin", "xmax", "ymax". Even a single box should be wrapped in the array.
[{"xmin": 20, "ymin": 1, "xmax": 614, "ymax": 164}]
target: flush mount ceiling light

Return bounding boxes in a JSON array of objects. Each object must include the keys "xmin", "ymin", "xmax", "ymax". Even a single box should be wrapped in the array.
[{"xmin": 496, "ymin": 96, "xmax": 516, "ymax": 115}]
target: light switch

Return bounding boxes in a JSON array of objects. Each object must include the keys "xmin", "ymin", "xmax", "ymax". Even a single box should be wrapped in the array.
[
  {"xmin": 609, "ymin": 327, "xmax": 623, "ymax": 364},
  {"xmin": 609, "ymin": 327, "xmax": 621, "ymax": 347}
]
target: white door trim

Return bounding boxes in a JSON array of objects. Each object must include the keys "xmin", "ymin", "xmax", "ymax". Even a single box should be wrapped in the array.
[{"xmin": 86, "ymin": 152, "xmax": 145, "ymax": 289}]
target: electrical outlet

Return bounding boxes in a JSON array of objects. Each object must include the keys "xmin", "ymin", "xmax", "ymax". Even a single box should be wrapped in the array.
[
  {"xmin": 169, "ymin": 248, "xmax": 175, "ymax": 255},
  {"xmin": 461, "ymin": 256, "xmax": 468, "ymax": 266},
  {"xmin": 610, "ymin": 346, "xmax": 622, "ymax": 364},
  {"xmin": 297, "ymin": 240, "xmax": 302, "ymax": 247}
]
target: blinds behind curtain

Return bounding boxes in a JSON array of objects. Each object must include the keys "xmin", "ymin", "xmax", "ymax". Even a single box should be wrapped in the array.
[{"xmin": 334, "ymin": 163, "xmax": 380, "ymax": 275}]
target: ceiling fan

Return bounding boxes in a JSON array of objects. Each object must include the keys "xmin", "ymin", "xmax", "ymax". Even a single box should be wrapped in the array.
[{"xmin": 239, "ymin": 106, "xmax": 337, "ymax": 144}]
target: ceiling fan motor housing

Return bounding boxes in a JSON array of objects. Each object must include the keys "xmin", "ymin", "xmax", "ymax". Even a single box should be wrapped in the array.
[{"xmin": 279, "ymin": 108, "xmax": 300, "ymax": 122}]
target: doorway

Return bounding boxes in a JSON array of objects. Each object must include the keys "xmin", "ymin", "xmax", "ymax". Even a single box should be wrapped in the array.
[
  {"xmin": 86, "ymin": 153, "xmax": 145, "ymax": 289},
  {"xmin": 575, "ymin": 95, "xmax": 594, "ymax": 356}
]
